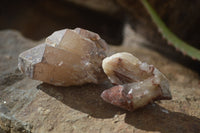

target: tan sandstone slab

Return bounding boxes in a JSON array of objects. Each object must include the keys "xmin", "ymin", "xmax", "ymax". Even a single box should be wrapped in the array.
[{"xmin": 1, "ymin": 27, "xmax": 200, "ymax": 133}]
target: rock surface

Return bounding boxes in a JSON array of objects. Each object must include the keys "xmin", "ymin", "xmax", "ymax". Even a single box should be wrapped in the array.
[{"xmin": 1, "ymin": 28, "xmax": 200, "ymax": 133}]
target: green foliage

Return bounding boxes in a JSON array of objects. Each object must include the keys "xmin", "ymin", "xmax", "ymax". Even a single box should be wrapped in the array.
[{"xmin": 141, "ymin": 0, "xmax": 200, "ymax": 61}]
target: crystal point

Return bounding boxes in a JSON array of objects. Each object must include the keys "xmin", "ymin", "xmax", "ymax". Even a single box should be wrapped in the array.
[
  {"xmin": 101, "ymin": 52, "xmax": 172, "ymax": 111},
  {"xmin": 18, "ymin": 28, "xmax": 109, "ymax": 86}
]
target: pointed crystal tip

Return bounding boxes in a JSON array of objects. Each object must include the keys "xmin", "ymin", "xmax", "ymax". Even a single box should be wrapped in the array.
[{"xmin": 18, "ymin": 28, "xmax": 109, "ymax": 86}]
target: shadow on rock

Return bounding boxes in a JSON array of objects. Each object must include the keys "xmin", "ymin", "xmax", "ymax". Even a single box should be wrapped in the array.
[
  {"xmin": 37, "ymin": 82, "xmax": 125, "ymax": 118},
  {"xmin": 37, "ymin": 83, "xmax": 200, "ymax": 133},
  {"xmin": 125, "ymin": 104, "xmax": 200, "ymax": 133}
]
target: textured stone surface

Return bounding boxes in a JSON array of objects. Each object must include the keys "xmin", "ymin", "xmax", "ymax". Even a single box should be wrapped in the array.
[
  {"xmin": 0, "ymin": 30, "xmax": 36, "ymax": 75},
  {"xmin": 1, "ymin": 27, "xmax": 200, "ymax": 133}
]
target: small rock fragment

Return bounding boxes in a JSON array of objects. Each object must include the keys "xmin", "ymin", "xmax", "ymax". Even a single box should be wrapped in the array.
[
  {"xmin": 102, "ymin": 52, "xmax": 154, "ymax": 84},
  {"xmin": 18, "ymin": 28, "xmax": 109, "ymax": 86},
  {"xmin": 101, "ymin": 52, "xmax": 172, "ymax": 111}
]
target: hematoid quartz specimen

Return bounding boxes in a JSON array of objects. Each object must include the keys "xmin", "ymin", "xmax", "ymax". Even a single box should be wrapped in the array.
[
  {"xmin": 18, "ymin": 28, "xmax": 108, "ymax": 86},
  {"xmin": 101, "ymin": 52, "xmax": 172, "ymax": 111},
  {"xmin": 18, "ymin": 28, "xmax": 171, "ymax": 111}
]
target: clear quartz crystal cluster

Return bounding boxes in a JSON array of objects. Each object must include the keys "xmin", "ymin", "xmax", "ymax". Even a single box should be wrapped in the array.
[
  {"xmin": 101, "ymin": 52, "xmax": 172, "ymax": 111},
  {"xmin": 18, "ymin": 28, "xmax": 108, "ymax": 86},
  {"xmin": 18, "ymin": 28, "xmax": 171, "ymax": 111}
]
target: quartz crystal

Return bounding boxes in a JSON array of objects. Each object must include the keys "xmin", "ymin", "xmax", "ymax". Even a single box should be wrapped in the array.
[
  {"xmin": 101, "ymin": 52, "xmax": 172, "ymax": 111},
  {"xmin": 18, "ymin": 28, "xmax": 171, "ymax": 111},
  {"xmin": 18, "ymin": 28, "xmax": 109, "ymax": 86}
]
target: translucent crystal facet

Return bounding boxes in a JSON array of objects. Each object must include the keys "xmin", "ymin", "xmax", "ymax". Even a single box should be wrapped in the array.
[
  {"xmin": 18, "ymin": 28, "xmax": 108, "ymax": 86},
  {"xmin": 101, "ymin": 52, "xmax": 172, "ymax": 111}
]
